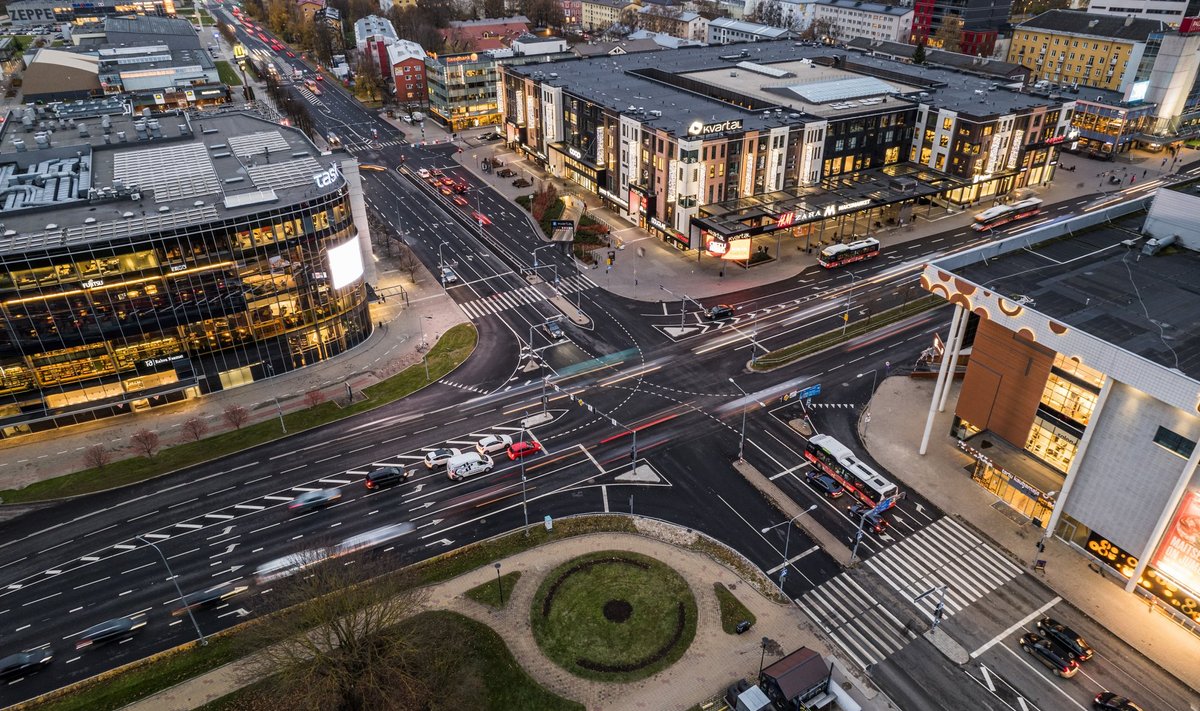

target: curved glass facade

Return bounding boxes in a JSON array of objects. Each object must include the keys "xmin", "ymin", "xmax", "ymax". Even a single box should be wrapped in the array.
[{"xmin": 0, "ymin": 187, "xmax": 370, "ymax": 436}]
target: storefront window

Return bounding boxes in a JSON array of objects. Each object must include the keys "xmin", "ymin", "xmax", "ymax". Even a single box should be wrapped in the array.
[
  {"xmin": 1026, "ymin": 416, "xmax": 1080, "ymax": 473},
  {"xmin": 1040, "ymin": 372, "xmax": 1098, "ymax": 425},
  {"xmin": 1052, "ymin": 353, "xmax": 1105, "ymax": 389}
]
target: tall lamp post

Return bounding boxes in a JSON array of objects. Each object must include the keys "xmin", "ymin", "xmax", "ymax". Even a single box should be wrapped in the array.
[
  {"xmin": 137, "ymin": 535, "xmax": 207, "ymax": 647},
  {"xmin": 438, "ymin": 242, "xmax": 447, "ymax": 287},
  {"xmin": 760, "ymin": 505, "xmax": 818, "ymax": 594},
  {"xmin": 493, "ymin": 562, "xmax": 504, "ymax": 605},
  {"xmin": 728, "ymin": 376, "xmax": 750, "ymax": 461},
  {"xmin": 518, "ymin": 429, "xmax": 531, "ymax": 536},
  {"xmin": 533, "ymin": 243, "xmax": 556, "ymax": 269},
  {"xmin": 842, "ymin": 270, "xmax": 857, "ymax": 336}
]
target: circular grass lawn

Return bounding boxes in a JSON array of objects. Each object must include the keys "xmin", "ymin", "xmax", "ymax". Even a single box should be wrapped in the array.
[{"xmin": 530, "ymin": 550, "xmax": 698, "ymax": 682}]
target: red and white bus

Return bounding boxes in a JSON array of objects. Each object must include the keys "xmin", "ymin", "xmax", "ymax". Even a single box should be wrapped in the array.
[
  {"xmin": 971, "ymin": 198, "xmax": 1043, "ymax": 232},
  {"xmin": 803, "ymin": 434, "xmax": 897, "ymax": 507},
  {"xmin": 818, "ymin": 237, "xmax": 880, "ymax": 269}
]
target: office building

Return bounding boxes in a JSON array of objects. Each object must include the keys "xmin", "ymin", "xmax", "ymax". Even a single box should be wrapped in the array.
[
  {"xmin": 910, "ymin": 0, "xmax": 1013, "ymax": 57},
  {"xmin": 707, "ymin": 17, "xmax": 794, "ymax": 44},
  {"xmin": 581, "ymin": 0, "xmax": 639, "ymax": 32},
  {"xmin": 811, "ymin": 0, "xmax": 915, "ymax": 44},
  {"xmin": 6, "ymin": 0, "xmax": 175, "ymax": 26},
  {"xmin": 1085, "ymin": 0, "xmax": 1190, "ymax": 26}
]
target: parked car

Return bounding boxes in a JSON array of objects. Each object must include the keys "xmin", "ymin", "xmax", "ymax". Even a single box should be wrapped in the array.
[
  {"xmin": 512, "ymin": 178, "xmax": 532, "ymax": 188},
  {"xmin": 289, "ymin": 488, "xmax": 342, "ymax": 513},
  {"xmin": 1093, "ymin": 692, "xmax": 1144, "ymax": 711},
  {"xmin": 479, "ymin": 132, "xmax": 502, "ymax": 141},
  {"xmin": 847, "ymin": 502, "xmax": 890, "ymax": 533},
  {"xmin": 542, "ymin": 320, "xmax": 565, "ymax": 340},
  {"xmin": 1019, "ymin": 632, "xmax": 1079, "ymax": 678},
  {"xmin": 424, "ymin": 448, "xmax": 461, "ymax": 469},
  {"xmin": 173, "ymin": 582, "xmax": 245, "ymax": 616},
  {"xmin": 446, "ymin": 452, "xmax": 494, "ymax": 481},
  {"xmin": 364, "ymin": 466, "xmax": 411, "ymax": 490},
  {"xmin": 0, "ymin": 649, "xmax": 53, "ymax": 680},
  {"xmin": 75, "ymin": 617, "xmax": 146, "ymax": 650},
  {"xmin": 1035, "ymin": 617, "xmax": 1093, "ymax": 661},
  {"xmin": 476, "ymin": 434, "xmax": 513, "ymax": 455},
  {"xmin": 496, "ymin": 168, "xmax": 516, "ymax": 178},
  {"xmin": 706, "ymin": 304, "xmax": 735, "ymax": 320},
  {"xmin": 440, "ymin": 267, "xmax": 458, "ymax": 284},
  {"xmin": 507, "ymin": 440, "xmax": 542, "ymax": 460},
  {"xmin": 806, "ymin": 472, "xmax": 844, "ymax": 499}
]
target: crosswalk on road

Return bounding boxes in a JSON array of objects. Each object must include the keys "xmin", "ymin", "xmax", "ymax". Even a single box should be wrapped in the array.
[
  {"xmin": 458, "ymin": 275, "xmax": 596, "ymax": 319},
  {"xmin": 801, "ymin": 573, "xmax": 911, "ymax": 669}
]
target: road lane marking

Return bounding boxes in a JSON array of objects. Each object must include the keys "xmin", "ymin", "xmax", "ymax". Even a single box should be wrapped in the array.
[
  {"xmin": 766, "ymin": 546, "xmax": 819, "ymax": 575},
  {"xmin": 970, "ymin": 595, "xmax": 1062, "ymax": 658}
]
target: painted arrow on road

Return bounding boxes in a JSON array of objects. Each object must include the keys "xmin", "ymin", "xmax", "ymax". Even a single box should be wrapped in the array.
[
  {"xmin": 409, "ymin": 483, "xmax": 425, "ymax": 494},
  {"xmin": 409, "ymin": 501, "xmax": 435, "ymax": 511},
  {"xmin": 423, "ymin": 538, "xmax": 453, "ymax": 548},
  {"xmin": 416, "ymin": 519, "xmax": 444, "ymax": 530},
  {"xmin": 211, "ymin": 564, "xmax": 243, "ymax": 578}
]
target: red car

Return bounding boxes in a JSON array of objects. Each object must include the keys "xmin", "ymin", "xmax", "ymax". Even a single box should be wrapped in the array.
[
  {"xmin": 452, "ymin": 196, "xmax": 469, "ymax": 206},
  {"xmin": 315, "ymin": 74, "xmax": 323, "ymax": 81},
  {"xmin": 440, "ymin": 186, "xmax": 453, "ymax": 196},
  {"xmin": 472, "ymin": 212, "xmax": 492, "ymax": 226},
  {"xmin": 507, "ymin": 440, "xmax": 542, "ymax": 460},
  {"xmin": 430, "ymin": 168, "xmax": 443, "ymax": 177},
  {"xmin": 286, "ymin": 50, "xmax": 295, "ymax": 58}
]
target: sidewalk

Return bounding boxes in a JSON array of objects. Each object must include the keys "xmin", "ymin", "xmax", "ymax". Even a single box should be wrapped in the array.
[
  {"xmin": 121, "ymin": 524, "xmax": 887, "ymax": 711},
  {"xmin": 863, "ymin": 377, "xmax": 1200, "ymax": 691}
]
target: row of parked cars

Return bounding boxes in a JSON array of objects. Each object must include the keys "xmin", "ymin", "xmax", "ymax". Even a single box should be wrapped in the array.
[{"xmin": 1017, "ymin": 618, "xmax": 1142, "ymax": 710}]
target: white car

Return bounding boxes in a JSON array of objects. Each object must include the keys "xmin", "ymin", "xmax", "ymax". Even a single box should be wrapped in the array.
[
  {"xmin": 476, "ymin": 434, "xmax": 513, "ymax": 455},
  {"xmin": 417, "ymin": 168, "xmax": 431, "ymax": 179},
  {"xmin": 441, "ymin": 267, "xmax": 458, "ymax": 284},
  {"xmin": 424, "ymin": 447, "xmax": 461, "ymax": 469}
]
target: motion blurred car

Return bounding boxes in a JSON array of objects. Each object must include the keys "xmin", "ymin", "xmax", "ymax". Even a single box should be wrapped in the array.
[
  {"xmin": 507, "ymin": 440, "xmax": 542, "ymax": 460},
  {"xmin": 254, "ymin": 549, "xmax": 329, "ymax": 585},
  {"xmin": 172, "ymin": 582, "xmax": 246, "ymax": 616},
  {"xmin": 334, "ymin": 523, "xmax": 415, "ymax": 557},
  {"xmin": 1093, "ymin": 692, "xmax": 1143, "ymax": 711},
  {"xmin": 0, "ymin": 649, "xmax": 53, "ymax": 679},
  {"xmin": 476, "ymin": 434, "xmax": 513, "ymax": 455},
  {"xmin": 705, "ymin": 304, "xmax": 735, "ymax": 320},
  {"xmin": 1019, "ymin": 632, "xmax": 1079, "ymax": 678},
  {"xmin": 364, "ymin": 466, "xmax": 411, "ymax": 490},
  {"xmin": 452, "ymin": 195, "xmax": 469, "ymax": 206},
  {"xmin": 424, "ymin": 448, "xmax": 461, "ymax": 469},
  {"xmin": 1036, "ymin": 617, "xmax": 1094, "ymax": 661},
  {"xmin": 439, "ymin": 186, "xmax": 453, "ymax": 196},
  {"xmin": 472, "ymin": 211, "xmax": 492, "ymax": 226},
  {"xmin": 452, "ymin": 181, "xmax": 469, "ymax": 193},
  {"xmin": 806, "ymin": 472, "xmax": 844, "ymax": 499},
  {"xmin": 289, "ymin": 488, "xmax": 342, "ymax": 513},
  {"xmin": 76, "ymin": 617, "xmax": 146, "ymax": 650}
]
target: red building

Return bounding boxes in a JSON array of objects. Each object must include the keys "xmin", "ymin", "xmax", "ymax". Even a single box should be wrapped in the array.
[
  {"xmin": 910, "ymin": 0, "xmax": 1010, "ymax": 57},
  {"xmin": 387, "ymin": 40, "xmax": 428, "ymax": 106}
]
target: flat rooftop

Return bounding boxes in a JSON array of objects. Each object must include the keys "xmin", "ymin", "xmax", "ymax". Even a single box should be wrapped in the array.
[
  {"xmin": 509, "ymin": 40, "xmax": 1065, "ymax": 138},
  {"xmin": 0, "ymin": 108, "xmax": 339, "ymax": 258},
  {"xmin": 953, "ymin": 214, "xmax": 1200, "ymax": 380}
]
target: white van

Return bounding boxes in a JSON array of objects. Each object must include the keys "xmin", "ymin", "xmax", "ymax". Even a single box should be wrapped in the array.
[
  {"xmin": 254, "ymin": 548, "xmax": 329, "ymax": 585},
  {"xmin": 446, "ymin": 452, "xmax": 494, "ymax": 481}
]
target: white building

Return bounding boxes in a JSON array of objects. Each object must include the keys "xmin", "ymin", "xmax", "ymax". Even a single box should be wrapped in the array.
[
  {"xmin": 354, "ymin": 14, "xmax": 399, "ymax": 52},
  {"xmin": 1084, "ymin": 0, "xmax": 1190, "ymax": 26},
  {"xmin": 706, "ymin": 17, "xmax": 793, "ymax": 44},
  {"xmin": 811, "ymin": 0, "xmax": 914, "ymax": 43}
]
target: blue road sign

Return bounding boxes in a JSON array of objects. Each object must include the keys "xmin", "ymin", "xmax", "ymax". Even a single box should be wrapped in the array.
[{"xmin": 797, "ymin": 384, "xmax": 821, "ymax": 400}]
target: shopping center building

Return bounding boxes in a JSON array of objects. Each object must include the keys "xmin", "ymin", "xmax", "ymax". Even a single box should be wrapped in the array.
[
  {"xmin": 920, "ymin": 187, "xmax": 1200, "ymax": 628},
  {"xmin": 500, "ymin": 41, "xmax": 1074, "ymax": 256},
  {"xmin": 0, "ymin": 104, "xmax": 372, "ymax": 437}
]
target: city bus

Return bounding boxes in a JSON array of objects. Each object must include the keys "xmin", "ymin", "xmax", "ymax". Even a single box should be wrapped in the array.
[
  {"xmin": 971, "ymin": 198, "xmax": 1043, "ymax": 232},
  {"xmin": 818, "ymin": 237, "xmax": 880, "ymax": 268},
  {"xmin": 803, "ymin": 434, "xmax": 898, "ymax": 507}
]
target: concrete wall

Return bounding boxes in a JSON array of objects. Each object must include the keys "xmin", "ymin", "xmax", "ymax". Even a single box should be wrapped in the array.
[{"xmin": 1142, "ymin": 187, "xmax": 1200, "ymax": 251}]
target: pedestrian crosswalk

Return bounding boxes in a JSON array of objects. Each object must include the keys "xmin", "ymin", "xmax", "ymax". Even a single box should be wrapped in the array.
[
  {"xmin": 863, "ymin": 515, "xmax": 1023, "ymax": 622},
  {"xmin": 458, "ymin": 275, "xmax": 596, "ymax": 319},
  {"xmin": 801, "ymin": 516, "xmax": 1024, "ymax": 670}
]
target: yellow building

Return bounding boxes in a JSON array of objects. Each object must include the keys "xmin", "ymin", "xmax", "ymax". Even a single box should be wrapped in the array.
[
  {"xmin": 1007, "ymin": 10, "xmax": 1168, "ymax": 93},
  {"xmin": 581, "ymin": 0, "xmax": 640, "ymax": 32}
]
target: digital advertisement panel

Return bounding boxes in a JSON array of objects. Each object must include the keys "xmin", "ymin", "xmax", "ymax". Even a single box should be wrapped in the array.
[
  {"xmin": 1152, "ymin": 490, "xmax": 1200, "ymax": 596},
  {"xmin": 328, "ymin": 238, "xmax": 364, "ymax": 290}
]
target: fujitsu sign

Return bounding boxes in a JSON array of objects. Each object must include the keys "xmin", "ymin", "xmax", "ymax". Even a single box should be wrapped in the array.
[{"xmin": 687, "ymin": 119, "xmax": 744, "ymax": 136}]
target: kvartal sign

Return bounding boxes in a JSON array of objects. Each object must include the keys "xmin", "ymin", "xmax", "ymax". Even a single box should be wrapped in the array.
[{"xmin": 688, "ymin": 119, "xmax": 744, "ymax": 136}]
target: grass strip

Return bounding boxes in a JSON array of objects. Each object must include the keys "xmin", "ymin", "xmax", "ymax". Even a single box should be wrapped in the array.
[
  {"xmin": 0, "ymin": 324, "xmax": 476, "ymax": 504},
  {"xmin": 214, "ymin": 60, "xmax": 242, "ymax": 86},
  {"xmin": 713, "ymin": 582, "xmax": 757, "ymax": 635},
  {"xmin": 751, "ymin": 295, "xmax": 941, "ymax": 371},
  {"xmin": 465, "ymin": 571, "xmax": 522, "ymax": 608}
]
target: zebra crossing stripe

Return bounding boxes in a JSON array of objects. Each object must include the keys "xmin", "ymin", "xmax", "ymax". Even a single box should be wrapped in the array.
[{"xmin": 458, "ymin": 278, "xmax": 597, "ymax": 320}]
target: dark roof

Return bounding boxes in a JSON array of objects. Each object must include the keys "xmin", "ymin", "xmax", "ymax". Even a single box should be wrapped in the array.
[
  {"xmin": 573, "ymin": 39, "xmax": 662, "ymax": 56},
  {"xmin": 846, "ymin": 38, "xmax": 1028, "ymax": 81},
  {"xmin": 1016, "ymin": 10, "xmax": 1168, "ymax": 42},
  {"xmin": 761, "ymin": 647, "xmax": 829, "ymax": 701}
]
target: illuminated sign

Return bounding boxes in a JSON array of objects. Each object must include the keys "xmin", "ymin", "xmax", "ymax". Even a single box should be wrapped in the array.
[
  {"xmin": 169, "ymin": 263, "xmax": 189, "ymax": 273},
  {"xmin": 724, "ymin": 238, "xmax": 752, "ymax": 261},
  {"xmin": 649, "ymin": 216, "xmax": 672, "ymax": 233},
  {"xmin": 1182, "ymin": 16, "xmax": 1200, "ymax": 33},
  {"xmin": 1089, "ymin": 529, "xmax": 1200, "ymax": 623},
  {"xmin": 568, "ymin": 146, "xmax": 582, "ymax": 160},
  {"xmin": 687, "ymin": 119, "xmax": 744, "ymax": 136},
  {"xmin": 143, "ymin": 354, "xmax": 185, "ymax": 368},
  {"xmin": 82, "ymin": 278, "xmax": 105, "ymax": 289},
  {"xmin": 313, "ymin": 162, "xmax": 341, "ymax": 189},
  {"xmin": 515, "ymin": 91, "xmax": 525, "ymax": 124},
  {"xmin": 706, "ymin": 236, "xmax": 728, "ymax": 256},
  {"xmin": 595, "ymin": 125, "xmax": 605, "ymax": 163},
  {"xmin": 598, "ymin": 187, "xmax": 628, "ymax": 208},
  {"xmin": 233, "ymin": 44, "xmax": 247, "ymax": 59},
  {"xmin": 666, "ymin": 159, "xmax": 678, "ymax": 205},
  {"xmin": 1126, "ymin": 80, "xmax": 1150, "ymax": 103},
  {"xmin": 328, "ymin": 238, "xmax": 364, "ymax": 290},
  {"xmin": 777, "ymin": 212, "xmax": 796, "ymax": 228},
  {"xmin": 1007, "ymin": 129, "xmax": 1025, "ymax": 170},
  {"xmin": 1153, "ymin": 490, "xmax": 1200, "ymax": 598}
]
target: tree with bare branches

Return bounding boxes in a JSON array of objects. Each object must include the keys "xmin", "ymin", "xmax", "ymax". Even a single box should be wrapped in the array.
[
  {"xmin": 182, "ymin": 417, "xmax": 210, "ymax": 442},
  {"xmin": 304, "ymin": 390, "xmax": 327, "ymax": 408},
  {"xmin": 222, "ymin": 404, "xmax": 251, "ymax": 430},
  {"xmin": 130, "ymin": 429, "xmax": 162, "ymax": 459},
  {"xmin": 396, "ymin": 244, "xmax": 423, "ymax": 283},
  {"xmin": 83, "ymin": 444, "xmax": 113, "ymax": 470}
]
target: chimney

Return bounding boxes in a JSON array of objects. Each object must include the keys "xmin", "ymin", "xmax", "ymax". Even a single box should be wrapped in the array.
[{"xmin": 1124, "ymin": 16, "xmax": 1133, "ymax": 27}]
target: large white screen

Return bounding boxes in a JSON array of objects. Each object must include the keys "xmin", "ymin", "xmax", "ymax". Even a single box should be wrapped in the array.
[{"xmin": 328, "ymin": 238, "xmax": 364, "ymax": 290}]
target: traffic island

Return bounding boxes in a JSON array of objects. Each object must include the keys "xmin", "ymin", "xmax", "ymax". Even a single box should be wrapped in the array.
[{"xmin": 530, "ymin": 550, "xmax": 698, "ymax": 682}]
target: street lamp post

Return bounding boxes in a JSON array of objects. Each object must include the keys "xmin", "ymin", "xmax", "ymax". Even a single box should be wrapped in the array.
[
  {"xmin": 849, "ymin": 508, "xmax": 870, "ymax": 564},
  {"xmin": 842, "ymin": 270, "xmax": 857, "ymax": 336},
  {"xmin": 760, "ymin": 505, "xmax": 818, "ymax": 594},
  {"xmin": 493, "ymin": 562, "xmax": 504, "ymax": 605},
  {"xmin": 728, "ymin": 376, "xmax": 750, "ymax": 461},
  {"xmin": 518, "ymin": 429, "xmax": 530, "ymax": 536},
  {"xmin": 137, "ymin": 535, "xmax": 207, "ymax": 647},
  {"xmin": 532, "ymin": 243, "xmax": 555, "ymax": 269},
  {"xmin": 438, "ymin": 242, "xmax": 447, "ymax": 287}
]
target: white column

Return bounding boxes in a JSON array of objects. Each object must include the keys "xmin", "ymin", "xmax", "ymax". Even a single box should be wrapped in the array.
[
  {"xmin": 1126, "ymin": 440, "xmax": 1200, "ymax": 592},
  {"xmin": 920, "ymin": 305, "xmax": 965, "ymax": 455},
  {"xmin": 1044, "ymin": 377, "xmax": 1113, "ymax": 537},
  {"xmin": 341, "ymin": 160, "xmax": 377, "ymax": 285},
  {"xmin": 938, "ymin": 308, "xmax": 970, "ymax": 412}
]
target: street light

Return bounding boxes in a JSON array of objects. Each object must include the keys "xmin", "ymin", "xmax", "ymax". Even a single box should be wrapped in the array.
[
  {"xmin": 518, "ymin": 428, "xmax": 530, "ymax": 536},
  {"xmin": 841, "ymin": 270, "xmax": 858, "ymax": 337},
  {"xmin": 760, "ymin": 505, "xmax": 818, "ymax": 594},
  {"xmin": 533, "ymin": 243, "xmax": 555, "ymax": 269},
  {"xmin": 493, "ymin": 562, "xmax": 504, "ymax": 605},
  {"xmin": 659, "ymin": 284, "xmax": 699, "ymax": 327},
  {"xmin": 438, "ymin": 242, "xmax": 447, "ymax": 287},
  {"xmin": 728, "ymin": 376, "xmax": 750, "ymax": 461},
  {"xmin": 856, "ymin": 369, "xmax": 878, "ymax": 396},
  {"xmin": 137, "ymin": 535, "xmax": 207, "ymax": 647}
]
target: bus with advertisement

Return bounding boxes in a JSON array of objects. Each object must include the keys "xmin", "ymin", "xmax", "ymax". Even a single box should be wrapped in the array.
[
  {"xmin": 972, "ymin": 198, "xmax": 1043, "ymax": 232},
  {"xmin": 818, "ymin": 237, "xmax": 880, "ymax": 268},
  {"xmin": 803, "ymin": 434, "xmax": 897, "ymax": 507}
]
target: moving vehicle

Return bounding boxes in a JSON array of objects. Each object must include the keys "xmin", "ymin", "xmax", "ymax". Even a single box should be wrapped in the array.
[
  {"xmin": 507, "ymin": 440, "xmax": 542, "ymax": 460},
  {"xmin": 417, "ymin": 168, "xmax": 431, "ymax": 179},
  {"xmin": 1093, "ymin": 692, "xmax": 1144, "ymax": 711},
  {"xmin": 424, "ymin": 448, "xmax": 461, "ymax": 468},
  {"xmin": 542, "ymin": 320, "xmax": 565, "ymax": 340},
  {"xmin": 304, "ymin": 78, "xmax": 322, "ymax": 95},
  {"xmin": 804, "ymin": 434, "xmax": 898, "ymax": 507},
  {"xmin": 452, "ymin": 195, "xmax": 469, "ymax": 206},
  {"xmin": 255, "ymin": 549, "xmax": 329, "ymax": 584},
  {"xmin": 0, "ymin": 649, "xmax": 53, "ymax": 680},
  {"xmin": 818, "ymin": 237, "xmax": 880, "ymax": 268},
  {"xmin": 75, "ymin": 617, "xmax": 147, "ymax": 650},
  {"xmin": 430, "ymin": 168, "xmax": 443, "ymax": 177},
  {"xmin": 289, "ymin": 488, "xmax": 342, "ymax": 513},
  {"xmin": 972, "ymin": 198, "xmax": 1043, "ymax": 232},
  {"xmin": 1019, "ymin": 632, "xmax": 1079, "ymax": 678},
  {"xmin": 476, "ymin": 434, "xmax": 513, "ymax": 455},
  {"xmin": 334, "ymin": 523, "xmax": 414, "ymax": 557},
  {"xmin": 452, "ymin": 181, "xmax": 469, "ymax": 194},
  {"xmin": 447, "ymin": 452, "xmax": 494, "ymax": 480},
  {"xmin": 173, "ymin": 582, "xmax": 245, "ymax": 616},
  {"xmin": 440, "ymin": 266, "xmax": 458, "ymax": 284},
  {"xmin": 705, "ymin": 304, "xmax": 735, "ymax": 320},
  {"xmin": 806, "ymin": 472, "xmax": 844, "ymax": 499},
  {"xmin": 847, "ymin": 502, "xmax": 890, "ymax": 533},
  {"xmin": 364, "ymin": 466, "xmax": 411, "ymax": 490},
  {"xmin": 1036, "ymin": 617, "xmax": 1094, "ymax": 661}
]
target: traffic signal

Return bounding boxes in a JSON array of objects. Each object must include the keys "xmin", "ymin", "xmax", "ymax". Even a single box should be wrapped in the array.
[{"xmin": 606, "ymin": 257, "xmax": 614, "ymax": 266}]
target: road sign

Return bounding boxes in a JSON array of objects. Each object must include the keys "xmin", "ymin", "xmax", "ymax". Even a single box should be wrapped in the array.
[
  {"xmin": 797, "ymin": 384, "xmax": 821, "ymax": 400},
  {"xmin": 782, "ymin": 390, "xmax": 799, "ymax": 403},
  {"xmin": 550, "ymin": 219, "xmax": 575, "ymax": 230}
]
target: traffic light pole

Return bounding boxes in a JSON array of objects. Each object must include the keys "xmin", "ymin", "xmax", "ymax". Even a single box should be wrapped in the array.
[{"xmin": 915, "ymin": 585, "xmax": 949, "ymax": 629}]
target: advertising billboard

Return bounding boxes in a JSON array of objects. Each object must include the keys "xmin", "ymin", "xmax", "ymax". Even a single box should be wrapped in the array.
[{"xmin": 1153, "ymin": 490, "xmax": 1200, "ymax": 596}]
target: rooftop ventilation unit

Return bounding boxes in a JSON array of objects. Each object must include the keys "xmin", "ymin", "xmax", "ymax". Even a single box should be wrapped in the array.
[{"xmin": 84, "ymin": 217, "xmax": 97, "ymax": 224}]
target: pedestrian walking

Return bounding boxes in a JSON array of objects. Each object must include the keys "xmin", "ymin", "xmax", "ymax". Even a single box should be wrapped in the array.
[
  {"xmin": 1130, "ymin": 175, "xmax": 1136, "ymax": 185},
  {"xmin": 1143, "ymin": 169, "xmax": 1148, "ymax": 178},
  {"xmin": 1162, "ymin": 157, "xmax": 1168, "ymax": 167}
]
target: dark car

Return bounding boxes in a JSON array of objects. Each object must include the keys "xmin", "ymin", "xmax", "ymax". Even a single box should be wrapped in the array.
[
  {"xmin": 847, "ymin": 502, "xmax": 889, "ymax": 533},
  {"xmin": 1036, "ymin": 617, "xmax": 1094, "ymax": 661},
  {"xmin": 512, "ymin": 178, "xmax": 532, "ymax": 188},
  {"xmin": 542, "ymin": 320, "xmax": 565, "ymax": 340},
  {"xmin": 806, "ymin": 472, "xmax": 844, "ymax": 498},
  {"xmin": 0, "ymin": 649, "xmax": 53, "ymax": 680},
  {"xmin": 365, "ymin": 466, "xmax": 411, "ymax": 490},
  {"xmin": 706, "ymin": 304, "xmax": 735, "ymax": 320},
  {"xmin": 1019, "ymin": 632, "xmax": 1079, "ymax": 678},
  {"xmin": 173, "ymin": 582, "xmax": 245, "ymax": 616},
  {"xmin": 479, "ymin": 132, "xmax": 502, "ymax": 141},
  {"xmin": 1094, "ymin": 692, "xmax": 1144, "ymax": 711},
  {"xmin": 289, "ymin": 488, "xmax": 342, "ymax": 513},
  {"xmin": 496, "ymin": 168, "xmax": 516, "ymax": 178},
  {"xmin": 76, "ymin": 617, "xmax": 146, "ymax": 650}
]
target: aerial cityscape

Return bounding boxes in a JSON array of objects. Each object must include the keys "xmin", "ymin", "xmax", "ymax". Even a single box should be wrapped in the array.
[{"xmin": 0, "ymin": 0, "xmax": 1197, "ymax": 708}]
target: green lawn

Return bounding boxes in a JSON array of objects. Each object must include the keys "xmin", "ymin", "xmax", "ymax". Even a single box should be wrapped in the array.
[
  {"xmin": 214, "ymin": 60, "xmax": 242, "ymax": 86},
  {"xmin": 0, "ymin": 324, "xmax": 477, "ymax": 504},
  {"xmin": 531, "ymin": 550, "xmax": 697, "ymax": 682},
  {"xmin": 465, "ymin": 571, "xmax": 522, "ymax": 608},
  {"xmin": 714, "ymin": 582, "xmax": 757, "ymax": 634}
]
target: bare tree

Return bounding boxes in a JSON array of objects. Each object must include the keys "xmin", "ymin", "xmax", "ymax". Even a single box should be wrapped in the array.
[
  {"xmin": 522, "ymin": 0, "xmax": 564, "ymax": 28},
  {"xmin": 933, "ymin": 14, "xmax": 964, "ymax": 54},
  {"xmin": 245, "ymin": 556, "xmax": 438, "ymax": 710},
  {"xmin": 801, "ymin": 17, "xmax": 840, "ymax": 41},
  {"xmin": 83, "ymin": 445, "xmax": 113, "ymax": 470},
  {"xmin": 182, "ymin": 417, "xmax": 210, "ymax": 442},
  {"xmin": 304, "ymin": 390, "xmax": 327, "ymax": 408},
  {"xmin": 396, "ymin": 244, "xmax": 423, "ymax": 283},
  {"xmin": 222, "ymin": 404, "xmax": 251, "ymax": 430},
  {"xmin": 130, "ymin": 429, "xmax": 162, "ymax": 459}
]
